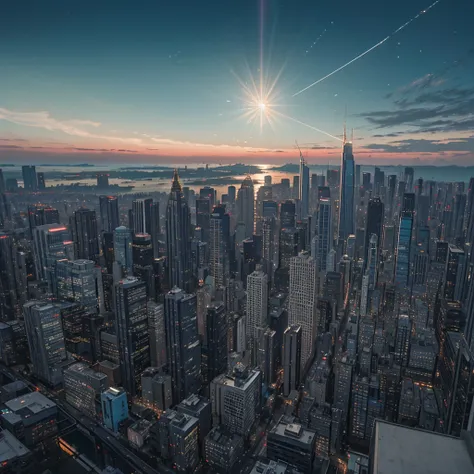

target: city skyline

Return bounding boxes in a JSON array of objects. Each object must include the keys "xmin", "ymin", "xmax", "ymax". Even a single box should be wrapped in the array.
[{"xmin": 1, "ymin": 0, "xmax": 474, "ymax": 165}]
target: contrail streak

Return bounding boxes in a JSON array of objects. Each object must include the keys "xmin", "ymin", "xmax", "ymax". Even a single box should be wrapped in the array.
[
  {"xmin": 293, "ymin": 0, "xmax": 441, "ymax": 97},
  {"xmin": 274, "ymin": 110, "xmax": 343, "ymax": 142}
]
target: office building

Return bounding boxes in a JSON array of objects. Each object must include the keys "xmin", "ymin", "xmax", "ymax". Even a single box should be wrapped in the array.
[
  {"xmin": 132, "ymin": 233, "xmax": 154, "ymax": 296},
  {"xmin": 70, "ymin": 208, "xmax": 100, "ymax": 262},
  {"xmin": 96, "ymin": 173, "xmax": 109, "ymax": 188},
  {"xmin": 0, "ymin": 233, "xmax": 18, "ymax": 321},
  {"xmin": 99, "ymin": 195, "xmax": 120, "ymax": 233},
  {"xmin": 394, "ymin": 209, "xmax": 413, "ymax": 286},
  {"xmin": 365, "ymin": 197, "xmax": 384, "ymax": 265},
  {"xmin": 64, "ymin": 362, "xmax": 108, "ymax": 416},
  {"xmin": 0, "ymin": 429, "xmax": 31, "ymax": 472},
  {"xmin": 444, "ymin": 245, "xmax": 467, "ymax": 301},
  {"xmin": 147, "ymin": 302, "xmax": 166, "ymax": 369},
  {"xmin": 113, "ymin": 226, "xmax": 133, "ymax": 275},
  {"xmin": 210, "ymin": 364, "xmax": 261, "ymax": 436},
  {"xmin": 1, "ymin": 392, "xmax": 57, "ymax": 447},
  {"xmin": 204, "ymin": 427, "xmax": 244, "ymax": 474},
  {"xmin": 114, "ymin": 277, "xmax": 150, "ymax": 396},
  {"xmin": 23, "ymin": 301, "xmax": 68, "ymax": 386},
  {"xmin": 246, "ymin": 268, "xmax": 268, "ymax": 359},
  {"xmin": 236, "ymin": 175, "xmax": 255, "ymax": 239},
  {"xmin": 56, "ymin": 259, "xmax": 104, "ymax": 314},
  {"xmin": 101, "ymin": 387, "xmax": 129, "ymax": 432},
  {"xmin": 32, "ymin": 224, "xmax": 73, "ymax": 289},
  {"xmin": 283, "ymin": 325, "xmax": 302, "ymax": 397},
  {"xmin": 157, "ymin": 410, "xmax": 199, "ymax": 473},
  {"xmin": 28, "ymin": 205, "xmax": 60, "ymax": 233},
  {"xmin": 288, "ymin": 252, "xmax": 318, "ymax": 368},
  {"xmin": 209, "ymin": 206, "xmax": 231, "ymax": 287},
  {"xmin": 339, "ymin": 136, "xmax": 355, "ymax": 240},
  {"xmin": 299, "ymin": 152, "xmax": 310, "ymax": 218},
  {"xmin": 165, "ymin": 288, "xmax": 201, "ymax": 404},
  {"xmin": 166, "ymin": 169, "xmax": 193, "ymax": 292},
  {"xmin": 132, "ymin": 197, "xmax": 153, "ymax": 234},
  {"xmin": 267, "ymin": 415, "xmax": 316, "ymax": 473},
  {"xmin": 21, "ymin": 165, "xmax": 37, "ymax": 191},
  {"xmin": 141, "ymin": 370, "xmax": 172, "ymax": 411},
  {"xmin": 316, "ymin": 197, "xmax": 332, "ymax": 272}
]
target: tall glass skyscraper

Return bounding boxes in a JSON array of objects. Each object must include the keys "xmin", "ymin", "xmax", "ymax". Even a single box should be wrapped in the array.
[
  {"xmin": 166, "ymin": 169, "xmax": 193, "ymax": 292},
  {"xmin": 339, "ymin": 139, "xmax": 355, "ymax": 241},
  {"xmin": 299, "ymin": 153, "xmax": 310, "ymax": 219}
]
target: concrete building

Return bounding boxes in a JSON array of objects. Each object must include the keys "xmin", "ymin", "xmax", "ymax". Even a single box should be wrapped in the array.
[
  {"xmin": 204, "ymin": 426, "xmax": 244, "ymax": 474},
  {"xmin": 210, "ymin": 364, "xmax": 261, "ymax": 436},
  {"xmin": 101, "ymin": 387, "xmax": 128, "ymax": 432},
  {"xmin": 267, "ymin": 415, "xmax": 316, "ymax": 473},
  {"xmin": 64, "ymin": 362, "xmax": 108, "ymax": 416}
]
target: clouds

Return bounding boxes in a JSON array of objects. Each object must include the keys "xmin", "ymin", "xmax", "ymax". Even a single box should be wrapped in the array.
[{"xmin": 364, "ymin": 136, "xmax": 474, "ymax": 154}]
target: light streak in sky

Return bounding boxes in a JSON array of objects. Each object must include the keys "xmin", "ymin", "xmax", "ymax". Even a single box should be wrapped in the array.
[
  {"xmin": 293, "ymin": 0, "xmax": 441, "ymax": 97},
  {"xmin": 273, "ymin": 109, "xmax": 343, "ymax": 142}
]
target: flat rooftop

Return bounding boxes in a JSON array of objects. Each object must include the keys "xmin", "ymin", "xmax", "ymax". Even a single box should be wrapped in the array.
[
  {"xmin": 0, "ymin": 429, "xmax": 30, "ymax": 462},
  {"xmin": 5, "ymin": 391, "xmax": 56, "ymax": 414},
  {"xmin": 270, "ymin": 416, "xmax": 315, "ymax": 446},
  {"xmin": 372, "ymin": 420, "xmax": 474, "ymax": 474}
]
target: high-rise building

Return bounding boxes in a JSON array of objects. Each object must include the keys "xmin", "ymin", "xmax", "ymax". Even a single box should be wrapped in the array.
[
  {"xmin": 280, "ymin": 200, "xmax": 296, "ymax": 229},
  {"xmin": 32, "ymin": 224, "xmax": 73, "ymax": 290},
  {"xmin": 99, "ymin": 195, "xmax": 120, "ymax": 233},
  {"xmin": 204, "ymin": 427, "xmax": 244, "ymax": 474},
  {"xmin": 113, "ymin": 226, "xmax": 133, "ymax": 275},
  {"xmin": 101, "ymin": 387, "xmax": 128, "ymax": 432},
  {"xmin": 23, "ymin": 301, "xmax": 67, "ymax": 386},
  {"xmin": 132, "ymin": 198, "xmax": 153, "ymax": 234},
  {"xmin": 64, "ymin": 362, "xmax": 108, "ymax": 416},
  {"xmin": 132, "ymin": 233, "xmax": 154, "ymax": 297},
  {"xmin": 339, "ymin": 137, "xmax": 355, "ymax": 240},
  {"xmin": 394, "ymin": 210, "xmax": 413, "ymax": 286},
  {"xmin": 365, "ymin": 197, "xmax": 384, "ymax": 265},
  {"xmin": 267, "ymin": 416, "xmax": 316, "ymax": 473},
  {"xmin": 210, "ymin": 364, "xmax": 261, "ymax": 436},
  {"xmin": 164, "ymin": 288, "xmax": 201, "ymax": 404},
  {"xmin": 283, "ymin": 325, "xmax": 302, "ymax": 397},
  {"xmin": 156, "ymin": 410, "xmax": 199, "ymax": 473},
  {"xmin": 246, "ymin": 269, "xmax": 268, "ymax": 360},
  {"xmin": 166, "ymin": 169, "xmax": 193, "ymax": 292},
  {"xmin": 114, "ymin": 277, "xmax": 149, "ymax": 396},
  {"xmin": 70, "ymin": 208, "xmax": 100, "ymax": 262},
  {"xmin": 96, "ymin": 173, "xmax": 109, "ymax": 188},
  {"xmin": 236, "ymin": 175, "xmax": 254, "ymax": 240},
  {"xmin": 289, "ymin": 252, "xmax": 318, "ymax": 368},
  {"xmin": 316, "ymin": 198, "xmax": 332, "ymax": 272},
  {"xmin": 150, "ymin": 201, "xmax": 161, "ymax": 258},
  {"xmin": 444, "ymin": 245, "xmax": 467, "ymax": 301},
  {"xmin": 394, "ymin": 314, "xmax": 412, "ymax": 366},
  {"xmin": 0, "ymin": 233, "xmax": 18, "ymax": 322},
  {"xmin": 141, "ymin": 369, "xmax": 172, "ymax": 411},
  {"xmin": 299, "ymin": 152, "xmax": 310, "ymax": 219},
  {"xmin": 147, "ymin": 302, "xmax": 166, "ymax": 369},
  {"xmin": 56, "ymin": 259, "xmax": 104, "ymax": 314},
  {"xmin": 21, "ymin": 165, "xmax": 37, "ymax": 191},
  {"xmin": 209, "ymin": 206, "xmax": 230, "ymax": 288}
]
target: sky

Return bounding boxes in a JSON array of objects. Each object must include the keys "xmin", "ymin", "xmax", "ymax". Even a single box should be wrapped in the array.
[{"xmin": 1, "ymin": 0, "xmax": 474, "ymax": 165}]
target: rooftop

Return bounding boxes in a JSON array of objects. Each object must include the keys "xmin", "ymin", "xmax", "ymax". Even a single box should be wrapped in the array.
[
  {"xmin": 0, "ymin": 429, "xmax": 30, "ymax": 463},
  {"xmin": 5, "ymin": 391, "xmax": 56, "ymax": 415},
  {"xmin": 372, "ymin": 420, "xmax": 474, "ymax": 474},
  {"xmin": 270, "ymin": 416, "xmax": 315, "ymax": 446}
]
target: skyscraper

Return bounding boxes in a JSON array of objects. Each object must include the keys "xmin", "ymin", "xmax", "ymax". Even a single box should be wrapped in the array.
[
  {"xmin": 444, "ymin": 245, "xmax": 467, "ymax": 301},
  {"xmin": 113, "ymin": 226, "xmax": 133, "ymax": 275},
  {"xmin": 132, "ymin": 198, "xmax": 153, "ymax": 234},
  {"xmin": 166, "ymin": 169, "xmax": 193, "ymax": 292},
  {"xmin": 132, "ymin": 233, "xmax": 154, "ymax": 298},
  {"xmin": 70, "ymin": 208, "xmax": 100, "ymax": 262},
  {"xmin": 299, "ymin": 151, "xmax": 310, "ymax": 219},
  {"xmin": 147, "ymin": 302, "xmax": 167, "ymax": 369},
  {"xmin": 209, "ymin": 206, "xmax": 230, "ymax": 288},
  {"xmin": 99, "ymin": 195, "xmax": 120, "ymax": 233},
  {"xmin": 56, "ymin": 259, "xmax": 104, "ymax": 314},
  {"xmin": 339, "ymin": 136, "xmax": 355, "ymax": 240},
  {"xmin": 23, "ymin": 301, "xmax": 67, "ymax": 386},
  {"xmin": 364, "ymin": 197, "xmax": 384, "ymax": 265},
  {"xmin": 32, "ymin": 224, "xmax": 73, "ymax": 289},
  {"xmin": 21, "ymin": 165, "xmax": 37, "ymax": 192},
  {"xmin": 289, "ymin": 252, "xmax": 318, "ymax": 368},
  {"xmin": 283, "ymin": 325, "xmax": 302, "ymax": 397},
  {"xmin": 164, "ymin": 288, "xmax": 201, "ymax": 404},
  {"xmin": 114, "ymin": 277, "xmax": 150, "ymax": 396},
  {"xmin": 236, "ymin": 175, "xmax": 254, "ymax": 239},
  {"xmin": 246, "ymin": 268, "xmax": 268, "ymax": 360},
  {"xmin": 316, "ymin": 198, "xmax": 333, "ymax": 272},
  {"xmin": 394, "ymin": 209, "xmax": 413, "ymax": 286},
  {"xmin": 0, "ymin": 233, "xmax": 18, "ymax": 321}
]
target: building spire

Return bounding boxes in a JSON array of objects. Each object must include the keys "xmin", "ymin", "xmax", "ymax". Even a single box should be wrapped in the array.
[
  {"xmin": 343, "ymin": 104, "xmax": 347, "ymax": 143},
  {"xmin": 171, "ymin": 168, "xmax": 182, "ymax": 192}
]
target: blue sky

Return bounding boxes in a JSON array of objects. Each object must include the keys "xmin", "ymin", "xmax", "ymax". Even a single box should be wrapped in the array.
[{"xmin": 1, "ymin": 0, "xmax": 473, "ymax": 164}]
